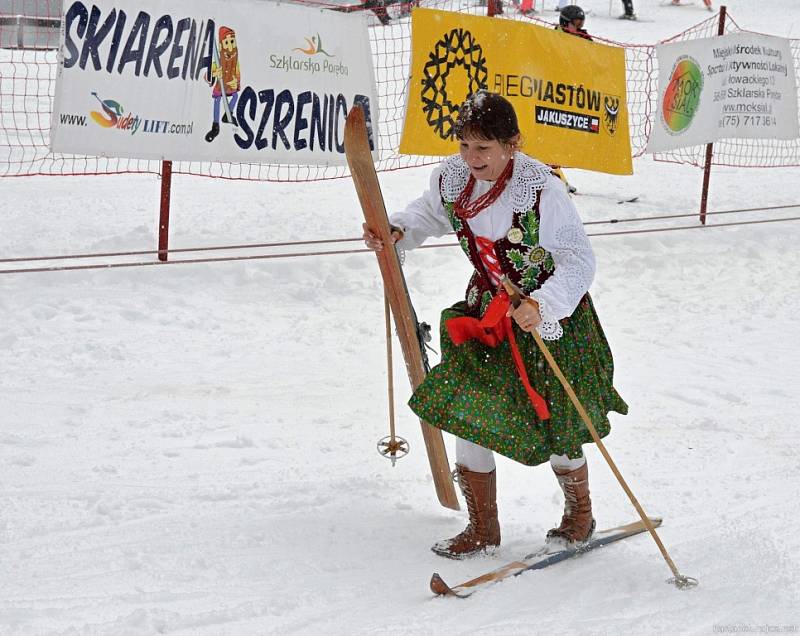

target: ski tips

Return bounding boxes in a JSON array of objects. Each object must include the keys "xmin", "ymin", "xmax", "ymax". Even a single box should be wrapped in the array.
[
  {"xmin": 429, "ymin": 572, "xmax": 451, "ymax": 596},
  {"xmin": 344, "ymin": 105, "xmax": 366, "ymax": 156},
  {"xmin": 430, "ymin": 573, "xmax": 470, "ymax": 598},
  {"xmin": 346, "ymin": 104, "xmax": 366, "ymax": 129}
]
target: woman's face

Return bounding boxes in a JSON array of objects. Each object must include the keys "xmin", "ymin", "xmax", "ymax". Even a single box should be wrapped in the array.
[{"xmin": 459, "ymin": 135, "xmax": 517, "ymax": 181}]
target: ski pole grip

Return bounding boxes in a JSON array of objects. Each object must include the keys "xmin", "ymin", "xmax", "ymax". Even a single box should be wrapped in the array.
[{"xmin": 500, "ymin": 276, "xmax": 523, "ymax": 309}]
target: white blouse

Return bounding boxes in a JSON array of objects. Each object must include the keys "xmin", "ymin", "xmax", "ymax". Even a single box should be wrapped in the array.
[{"xmin": 390, "ymin": 152, "xmax": 596, "ymax": 341}]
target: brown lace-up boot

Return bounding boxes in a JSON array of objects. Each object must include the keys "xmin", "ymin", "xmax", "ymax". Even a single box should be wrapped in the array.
[
  {"xmin": 547, "ymin": 462, "xmax": 596, "ymax": 546},
  {"xmin": 431, "ymin": 465, "xmax": 501, "ymax": 559}
]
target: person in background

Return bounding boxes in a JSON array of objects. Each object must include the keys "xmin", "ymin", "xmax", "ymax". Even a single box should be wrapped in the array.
[
  {"xmin": 519, "ymin": 0, "xmax": 536, "ymax": 17},
  {"xmin": 559, "ymin": 0, "xmax": 636, "ymax": 21},
  {"xmin": 552, "ymin": 5, "xmax": 591, "ymax": 192},
  {"xmin": 363, "ymin": 91, "xmax": 628, "ymax": 559},
  {"xmin": 672, "ymin": 0, "xmax": 714, "ymax": 11},
  {"xmin": 620, "ymin": 0, "xmax": 637, "ymax": 20},
  {"xmin": 478, "ymin": 0, "xmax": 505, "ymax": 14},
  {"xmin": 555, "ymin": 5, "xmax": 592, "ymax": 41}
]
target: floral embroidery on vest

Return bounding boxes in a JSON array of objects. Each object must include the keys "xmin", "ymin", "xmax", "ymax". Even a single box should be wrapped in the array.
[{"xmin": 441, "ymin": 153, "xmax": 556, "ymax": 318}]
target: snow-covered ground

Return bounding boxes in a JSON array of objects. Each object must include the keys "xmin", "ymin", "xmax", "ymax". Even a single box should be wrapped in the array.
[{"xmin": 2, "ymin": 1, "xmax": 800, "ymax": 634}]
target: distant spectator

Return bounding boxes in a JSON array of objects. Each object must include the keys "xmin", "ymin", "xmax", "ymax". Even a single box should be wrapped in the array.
[
  {"xmin": 553, "ymin": 5, "xmax": 591, "ymax": 194},
  {"xmin": 555, "ymin": 5, "xmax": 592, "ymax": 41},
  {"xmin": 519, "ymin": 0, "xmax": 536, "ymax": 16},
  {"xmin": 559, "ymin": 0, "xmax": 636, "ymax": 21},
  {"xmin": 620, "ymin": 0, "xmax": 636, "ymax": 20},
  {"xmin": 671, "ymin": 0, "xmax": 713, "ymax": 10}
]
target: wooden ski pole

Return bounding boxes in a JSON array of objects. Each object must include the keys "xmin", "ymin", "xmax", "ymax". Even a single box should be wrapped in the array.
[
  {"xmin": 501, "ymin": 277, "xmax": 697, "ymax": 589},
  {"xmin": 385, "ymin": 293, "xmax": 396, "ymax": 446},
  {"xmin": 377, "ymin": 293, "xmax": 409, "ymax": 466}
]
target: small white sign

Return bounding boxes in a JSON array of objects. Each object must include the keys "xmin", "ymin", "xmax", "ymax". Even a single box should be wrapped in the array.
[{"xmin": 647, "ymin": 32, "xmax": 798, "ymax": 153}]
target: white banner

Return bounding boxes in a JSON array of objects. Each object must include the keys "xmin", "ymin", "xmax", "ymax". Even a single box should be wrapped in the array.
[
  {"xmin": 647, "ymin": 32, "xmax": 799, "ymax": 153},
  {"xmin": 50, "ymin": 0, "xmax": 379, "ymax": 165}
]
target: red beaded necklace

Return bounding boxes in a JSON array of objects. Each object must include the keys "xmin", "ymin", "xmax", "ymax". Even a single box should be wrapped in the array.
[{"xmin": 454, "ymin": 158, "xmax": 514, "ymax": 220}]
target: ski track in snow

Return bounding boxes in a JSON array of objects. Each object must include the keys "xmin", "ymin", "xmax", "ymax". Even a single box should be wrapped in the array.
[{"xmin": 2, "ymin": 1, "xmax": 800, "ymax": 634}]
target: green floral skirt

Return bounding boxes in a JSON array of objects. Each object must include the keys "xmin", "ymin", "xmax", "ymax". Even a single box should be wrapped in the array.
[{"xmin": 409, "ymin": 294, "xmax": 628, "ymax": 466}]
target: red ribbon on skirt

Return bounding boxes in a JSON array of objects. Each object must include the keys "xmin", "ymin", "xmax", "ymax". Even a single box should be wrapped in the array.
[{"xmin": 446, "ymin": 291, "xmax": 551, "ymax": 420}]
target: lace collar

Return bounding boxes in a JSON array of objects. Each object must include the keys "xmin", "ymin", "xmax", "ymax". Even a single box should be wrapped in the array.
[{"xmin": 439, "ymin": 152, "xmax": 552, "ymax": 215}]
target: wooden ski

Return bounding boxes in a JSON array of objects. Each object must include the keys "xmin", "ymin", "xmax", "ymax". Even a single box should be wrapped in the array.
[
  {"xmin": 344, "ymin": 106, "xmax": 459, "ymax": 511},
  {"xmin": 431, "ymin": 516, "xmax": 663, "ymax": 598}
]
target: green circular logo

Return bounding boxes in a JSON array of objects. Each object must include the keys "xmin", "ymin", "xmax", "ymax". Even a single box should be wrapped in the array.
[{"xmin": 661, "ymin": 55, "xmax": 703, "ymax": 134}]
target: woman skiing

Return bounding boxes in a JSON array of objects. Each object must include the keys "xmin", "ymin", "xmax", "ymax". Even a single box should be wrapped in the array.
[{"xmin": 363, "ymin": 91, "xmax": 627, "ymax": 559}]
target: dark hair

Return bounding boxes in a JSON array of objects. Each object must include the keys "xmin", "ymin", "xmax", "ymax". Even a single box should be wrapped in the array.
[
  {"xmin": 453, "ymin": 90, "xmax": 520, "ymax": 144},
  {"xmin": 559, "ymin": 5, "xmax": 585, "ymax": 26}
]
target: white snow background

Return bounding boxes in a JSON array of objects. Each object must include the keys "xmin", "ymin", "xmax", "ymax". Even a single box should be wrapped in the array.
[{"xmin": 1, "ymin": 1, "xmax": 799, "ymax": 634}]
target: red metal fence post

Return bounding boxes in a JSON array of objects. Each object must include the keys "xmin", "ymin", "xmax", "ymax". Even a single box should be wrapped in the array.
[
  {"xmin": 699, "ymin": 5, "xmax": 727, "ymax": 225},
  {"xmin": 158, "ymin": 160, "xmax": 172, "ymax": 262}
]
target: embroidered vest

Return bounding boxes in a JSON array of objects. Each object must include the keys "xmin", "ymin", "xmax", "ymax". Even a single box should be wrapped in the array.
[{"xmin": 439, "ymin": 153, "xmax": 557, "ymax": 318}]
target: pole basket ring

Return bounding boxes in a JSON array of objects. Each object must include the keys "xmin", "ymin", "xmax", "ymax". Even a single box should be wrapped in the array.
[
  {"xmin": 667, "ymin": 575, "xmax": 699, "ymax": 590},
  {"xmin": 377, "ymin": 435, "xmax": 409, "ymax": 466}
]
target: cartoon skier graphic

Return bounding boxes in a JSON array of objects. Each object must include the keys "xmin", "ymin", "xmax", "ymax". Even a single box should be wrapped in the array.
[{"xmin": 205, "ymin": 26, "xmax": 241, "ymax": 143}]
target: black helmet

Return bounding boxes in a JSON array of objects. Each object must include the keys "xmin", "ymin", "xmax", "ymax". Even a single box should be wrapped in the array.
[{"xmin": 559, "ymin": 5, "xmax": 585, "ymax": 26}]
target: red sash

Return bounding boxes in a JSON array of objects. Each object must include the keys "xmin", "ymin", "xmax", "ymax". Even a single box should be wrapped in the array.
[{"xmin": 446, "ymin": 291, "xmax": 551, "ymax": 420}]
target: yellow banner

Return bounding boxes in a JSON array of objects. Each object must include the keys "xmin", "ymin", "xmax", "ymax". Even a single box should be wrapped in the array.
[{"xmin": 400, "ymin": 9, "xmax": 632, "ymax": 175}]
